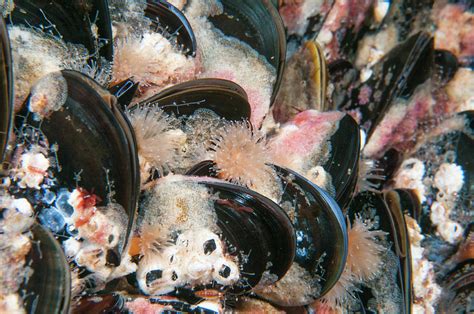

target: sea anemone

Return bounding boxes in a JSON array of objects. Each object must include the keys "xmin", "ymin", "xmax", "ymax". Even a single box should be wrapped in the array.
[
  {"xmin": 318, "ymin": 267, "xmax": 358, "ymax": 310},
  {"xmin": 346, "ymin": 216, "xmax": 386, "ymax": 281},
  {"xmin": 138, "ymin": 223, "xmax": 166, "ymax": 257},
  {"xmin": 357, "ymin": 159, "xmax": 386, "ymax": 193},
  {"xmin": 112, "ymin": 31, "xmax": 197, "ymax": 100},
  {"xmin": 125, "ymin": 106, "xmax": 185, "ymax": 182},
  {"xmin": 208, "ymin": 121, "xmax": 272, "ymax": 188},
  {"xmin": 317, "ymin": 216, "xmax": 386, "ymax": 310}
]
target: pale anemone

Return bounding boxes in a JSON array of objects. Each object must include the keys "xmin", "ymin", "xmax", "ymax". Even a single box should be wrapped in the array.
[
  {"xmin": 208, "ymin": 121, "xmax": 272, "ymax": 188},
  {"xmin": 317, "ymin": 216, "xmax": 386, "ymax": 310},
  {"xmin": 346, "ymin": 216, "xmax": 386, "ymax": 281},
  {"xmin": 357, "ymin": 159, "xmax": 386, "ymax": 193},
  {"xmin": 125, "ymin": 106, "xmax": 185, "ymax": 183}
]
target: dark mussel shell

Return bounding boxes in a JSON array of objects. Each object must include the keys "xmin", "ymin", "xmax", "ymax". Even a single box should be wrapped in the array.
[
  {"xmin": 0, "ymin": 17, "xmax": 13, "ymax": 162},
  {"xmin": 108, "ymin": 78, "xmax": 140, "ymax": 109},
  {"xmin": 272, "ymin": 40, "xmax": 330, "ymax": 124},
  {"xmin": 201, "ymin": 179, "xmax": 296, "ymax": 292},
  {"xmin": 455, "ymin": 111, "xmax": 473, "ymax": 202},
  {"xmin": 23, "ymin": 223, "xmax": 71, "ymax": 314},
  {"xmin": 26, "ymin": 70, "xmax": 140, "ymax": 258},
  {"xmin": 187, "ymin": 163, "xmax": 348, "ymax": 299},
  {"xmin": 145, "ymin": 0, "xmax": 197, "ymax": 56},
  {"xmin": 388, "ymin": 188, "xmax": 422, "ymax": 223},
  {"xmin": 207, "ymin": 0, "xmax": 286, "ymax": 104},
  {"xmin": 344, "ymin": 31, "xmax": 434, "ymax": 138},
  {"xmin": 10, "ymin": 0, "xmax": 113, "ymax": 61},
  {"xmin": 141, "ymin": 78, "xmax": 251, "ymax": 121},
  {"xmin": 438, "ymin": 223, "xmax": 474, "ymax": 313},
  {"xmin": 388, "ymin": 0, "xmax": 435, "ymax": 38},
  {"xmin": 273, "ymin": 166, "xmax": 347, "ymax": 298},
  {"xmin": 328, "ymin": 59, "xmax": 358, "ymax": 110},
  {"xmin": 323, "ymin": 114, "xmax": 360, "ymax": 209},
  {"xmin": 439, "ymin": 260, "xmax": 474, "ymax": 313},
  {"xmin": 348, "ymin": 191, "xmax": 411, "ymax": 314},
  {"xmin": 142, "ymin": 176, "xmax": 296, "ymax": 294},
  {"xmin": 434, "ymin": 49, "xmax": 459, "ymax": 86}
]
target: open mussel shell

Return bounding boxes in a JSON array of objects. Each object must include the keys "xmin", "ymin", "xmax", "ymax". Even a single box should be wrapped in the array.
[
  {"xmin": 274, "ymin": 165, "xmax": 347, "ymax": 298},
  {"xmin": 272, "ymin": 40, "xmax": 330, "ymax": 123},
  {"xmin": 207, "ymin": 0, "xmax": 286, "ymax": 103},
  {"xmin": 10, "ymin": 0, "xmax": 113, "ymax": 61},
  {"xmin": 160, "ymin": 176, "xmax": 295, "ymax": 293},
  {"xmin": 141, "ymin": 78, "xmax": 251, "ymax": 120},
  {"xmin": 344, "ymin": 31, "xmax": 434, "ymax": 138},
  {"xmin": 23, "ymin": 223, "xmax": 71, "ymax": 313},
  {"xmin": 348, "ymin": 191, "xmax": 411, "ymax": 314},
  {"xmin": 0, "ymin": 18, "xmax": 13, "ymax": 162},
  {"xmin": 323, "ymin": 114, "xmax": 360, "ymax": 209},
  {"xmin": 27, "ymin": 70, "xmax": 139, "ymax": 257},
  {"xmin": 145, "ymin": 0, "xmax": 197, "ymax": 56},
  {"xmin": 188, "ymin": 163, "xmax": 348, "ymax": 298},
  {"xmin": 202, "ymin": 179, "xmax": 296, "ymax": 292}
]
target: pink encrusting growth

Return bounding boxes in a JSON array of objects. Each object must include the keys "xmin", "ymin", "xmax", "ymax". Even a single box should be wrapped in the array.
[
  {"xmin": 269, "ymin": 110, "xmax": 344, "ymax": 171},
  {"xmin": 279, "ymin": 0, "xmax": 333, "ymax": 36},
  {"xmin": 209, "ymin": 121, "xmax": 272, "ymax": 188},
  {"xmin": 433, "ymin": 3, "xmax": 474, "ymax": 59},
  {"xmin": 363, "ymin": 84, "xmax": 434, "ymax": 158}
]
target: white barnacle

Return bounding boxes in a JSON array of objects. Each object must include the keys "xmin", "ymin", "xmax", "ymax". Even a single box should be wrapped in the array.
[
  {"xmin": 434, "ymin": 163, "xmax": 464, "ymax": 196},
  {"xmin": 137, "ymin": 229, "xmax": 239, "ymax": 296}
]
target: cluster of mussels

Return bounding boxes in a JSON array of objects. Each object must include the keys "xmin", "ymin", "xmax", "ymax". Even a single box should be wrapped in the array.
[{"xmin": 0, "ymin": 0, "xmax": 472, "ymax": 313}]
